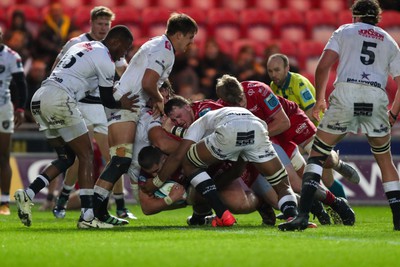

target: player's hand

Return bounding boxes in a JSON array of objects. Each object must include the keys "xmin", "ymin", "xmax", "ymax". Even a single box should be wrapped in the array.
[
  {"xmin": 162, "ymin": 116, "xmax": 174, "ymax": 132},
  {"xmin": 14, "ymin": 109, "xmax": 25, "ymax": 128},
  {"xmin": 388, "ymin": 110, "xmax": 398, "ymax": 127},
  {"xmin": 120, "ymin": 93, "xmax": 139, "ymax": 112},
  {"xmin": 140, "ymin": 178, "xmax": 159, "ymax": 196},
  {"xmin": 152, "ymin": 100, "xmax": 164, "ymax": 118},
  {"xmin": 168, "ymin": 183, "xmax": 186, "ymax": 202},
  {"xmin": 312, "ymin": 99, "xmax": 326, "ymax": 122}
]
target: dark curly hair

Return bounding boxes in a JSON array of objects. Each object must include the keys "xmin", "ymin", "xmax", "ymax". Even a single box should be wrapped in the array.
[{"xmin": 351, "ymin": 0, "xmax": 382, "ymax": 25}]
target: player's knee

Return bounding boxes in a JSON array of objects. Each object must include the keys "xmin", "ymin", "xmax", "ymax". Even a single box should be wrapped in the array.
[
  {"xmin": 370, "ymin": 140, "xmax": 391, "ymax": 154},
  {"xmin": 100, "ymin": 156, "xmax": 132, "ymax": 183},
  {"xmin": 186, "ymin": 144, "xmax": 208, "ymax": 169},
  {"xmin": 265, "ymin": 167, "xmax": 287, "ymax": 186},
  {"xmin": 312, "ymin": 136, "xmax": 333, "ymax": 155},
  {"xmin": 51, "ymin": 145, "xmax": 76, "ymax": 173},
  {"xmin": 290, "ymin": 150, "xmax": 306, "ymax": 171},
  {"xmin": 99, "ymin": 144, "xmax": 133, "ymax": 183}
]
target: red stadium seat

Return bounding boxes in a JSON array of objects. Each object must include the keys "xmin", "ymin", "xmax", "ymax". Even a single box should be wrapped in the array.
[
  {"xmin": 379, "ymin": 10, "xmax": 400, "ymax": 44},
  {"xmin": 57, "ymin": 0, "xmax": 90, "ymax": 11},
  {"xmin": 221, "ymin": 0, "xmax": 248, "ymax": 11},
  {"xmin": 90, "ymin": 0, "xmax": 119, "ymax": 8},
  {"xmin": 207, "ymin": 8, "xmax": 241, "ymax": 45},
  {"xmin": 319, "ymin": 0, "xmax": 348, "ymax": 14},
  {"xmin": 141, "ymin": 7, "xmax": 172, "ymax": 37},
  {"xmin": 285, "ymin": 0, "xmax": 315, "ymax": 12},
  {"xmin": 23, "ymin": 0, "xmax": 50, "ymax": 9},
  {"xmin": 113, "ymin": 6, "xmax": 142, "ymax": 39},
  {"xmin": 121, "ymin": 0, "xmax": 152, "ymax": 10},
  {"xmin": 305, "ymin": 9, "xmax": 337, "ymax": 44},
  {"xmin": 240, "ymin": 9, "xmax": 273, "ymax": 43},
  {"xmin": 0, "ymin": 0, "xmax": 18, "ymax": 10},
  {"xmin": 153, "ymin": 0, "xmax": 184, "ymax": 11},
  {"xmin": 298, "ymin": 40, "xmax": 325, "ymax": 73},
  {"xmin": 186, "ymin": 0, "xmax": 218, "ymax": 10},
  {"xmin": 272, "ymin": 9, "xmax": 306, "ymax": 42},
  {"xmin": 252, "ymin": 0, "xmax": 281, "ymax": 11},
  {"xmin": 337, "ymin": 11, "xmax": 353, "ymax": 27},
  {"xmin": 72, "ymin": 6, "xmax": 92, "ymax": 32}
]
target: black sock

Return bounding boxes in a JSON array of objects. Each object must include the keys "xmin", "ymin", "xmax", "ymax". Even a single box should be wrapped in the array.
[
  {"xmin": 281, "ymin": 201, "xmax": 298, "ymax": 218},
  {"xmin": 93, "ymin": 193, "xmax": 108, "ymax": 218},
  {"xmin": 195, "ymin": 179, "xmax": 227, "ymax": 218},
  {"xmin": 114, "ymin": 194, "xmax": 125, "ymax": 210},
  {"xmin": 385, "ymin": 190, "xmax": 400, "ymax": 227},
  {"xmin": 29, "ymin": 174, "xmax": 50, "ymax": 195},
  {"xmin": 299, "ymin": 173, "xmax": 321, "ymax": 215}
]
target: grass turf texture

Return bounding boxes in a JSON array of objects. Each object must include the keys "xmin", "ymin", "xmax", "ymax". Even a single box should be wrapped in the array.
[{"xmin": 0, "ymin": 204, "xmax": 399, "ymax": 267}]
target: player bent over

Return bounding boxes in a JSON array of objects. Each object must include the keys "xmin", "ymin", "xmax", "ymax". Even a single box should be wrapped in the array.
[{"xmin": 141, "ymin": 107, "xmax": 299, "ymax": 227}]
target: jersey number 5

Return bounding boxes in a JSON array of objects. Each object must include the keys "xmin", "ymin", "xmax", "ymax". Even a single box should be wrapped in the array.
[{"xmin": 360, "ymin": 41, "xmax": 377, "ymax": 65}]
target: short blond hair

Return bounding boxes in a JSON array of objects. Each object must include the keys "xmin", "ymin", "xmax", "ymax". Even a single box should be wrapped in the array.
[
  {"xmin": 215, "ymin": 74, "xmax": 243, "ymax": 105},
  {"xmin": 91, "ymin": 6, "xmax": 115, "ymax": 21}
]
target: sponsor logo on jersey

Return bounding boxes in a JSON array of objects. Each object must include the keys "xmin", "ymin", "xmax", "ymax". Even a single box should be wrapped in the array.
[
  {"xmin": 346, "ymin": 77, "xmax": 381, "ymax": 88},
  {"xmin": 327, "ymin": 122, "xmax": 347, "ymax": 132},
  {"xmin": 361, "ymin": 72, "xmax": 370, "ymax": 80},
  {"xmin": 300, "ymin": 88, "xmax": 313, "ymax": 101},
  {"xmin": 165, "ymin": 41, "xmax": 172, "ymax": 50},
  {"xmin": 264, "ymin": 94, "xmax": 279, "ymax": 110},
  {"xmin": 198, "ymin": 108, "xmax": 211, "ymax": 117},
  {"xmin": 358, "ymin": 28, "xmax": 384, "ymax": 41},
  {"xmin": 247, "ymin": 88, "xmax": 255, "ymax": 96},
  {"xmin": 2, "ymin": 120, "xmax": 10, "ymax": 129},
  {"xmin": 373, "ymin": 124, "xmax": 389, "ymax": 134}
]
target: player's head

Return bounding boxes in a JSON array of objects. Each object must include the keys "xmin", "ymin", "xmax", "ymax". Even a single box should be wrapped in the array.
[
  {"xmin": 215, "ymin": 74, "xmax": 246, "ymax": 107},
  {"xmin": 90, "ymin": 6, "xmax": 115, "ymax": 40},
  {"xmin": 267, "ymin": 53, "xmax": 290, "ymax": 87},
  {"xmin": 138, "ymin": 146, "xmax": 166, "ymax": 176},
  {"xmin": 103, "ymin": 25, "xmax": 133, "ymax": 61},
  {"xmin": 164, "ymin": 96, "xmax": 194, "ymax": 128},
  {"xmin": 166, "ymin": 13, "xmax": 198, "ymax": 53},
  {"xmin": 351, "ymin": 0, "xmax": 381, "ymax": 25}
]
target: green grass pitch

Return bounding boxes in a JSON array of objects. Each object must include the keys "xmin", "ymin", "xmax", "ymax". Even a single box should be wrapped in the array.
[{"xmin": 0, "ymin": 204, "xmax": 399, "ymax": 267}]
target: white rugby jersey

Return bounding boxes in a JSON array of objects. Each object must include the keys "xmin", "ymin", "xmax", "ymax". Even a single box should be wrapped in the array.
[
  {"xmin": 44, "ymin": 41, "xmax": 115, "ymax": 101},
  {"xmin": 185, "ymin": 107, "xmax": 265, "ymax": 143},
  {"xmin": 325, "ymin": 22, "xmax": 400, "ymax": 90},
  {"xmin": 0, "ymin": 45, "xmax": 24, "ymax": 106},
  {"xmin": 56, "ymin": 33, "xmax": 127, "ymax": 98},
  {"xmin": 113, "ymin": 35, "xmax": 175, "ymax": 106},
  {"xmin": 130, "ymin": 107, "xmax": 162, "ymax": 181}
]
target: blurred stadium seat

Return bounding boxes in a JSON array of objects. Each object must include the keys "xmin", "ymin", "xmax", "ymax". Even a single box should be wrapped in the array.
[
  {"xmin": 186, "ymin": 0, "xmax": 218, "ymax": 10},
  {"xmin": 221, "ymin": 0, "xmax": 248, "ymax": 11},
  {"xmin": 141, "ymin": 7, "xmax": 172, "ymax": 37},
  {"xmin": 285, "ymin": 0, "xmax": 314, "ymax": 12},
  {"xmin": 240, "ymin": 9, "xmax": 273, "ymax": 43},
  {"xmin": 305, "ymin": 9, "xmax": 337, "ymax": 44},
  {"xmin": 90, "ymin": 0, "xmax": 119, "ymax": 8},
  {"xmin": 0, "ymin": 0, "xmax": 18, "ymax": 10},
  {"xmin": 272, "ymin": 9, "xmax": 306, "ymax": 42},
  {"xmin": 379, "ymin": 10, "xmax": 400, "ymax": 44},
  {"xmin": 23, "ymin": 0, "xmax": 50, "ymax": 9},
  {"xmin": 121, "ymin": 0, "xmax": 153, "ymax": 10},
  {"xmin": 298, "ymin": 40, "xmax": 325, "ymax": 73},
  {"xmin": 319, "ymin": 0, "xmax": 349, "ymax": 14},
  {"xmin": 153, "ymin": 0, "xmax": 184, "ymax": 11},
  {"xmin": 337, "ymin": 10, "xmax": 353, "ymax": 26},
  {"xmin": 207, "ymin": 8, "xmax": 241, "ymax": 48},
  {"xmin": 113, "ymin": 6, "xmax": 142, "ymax": 39},
  {"xmin": 72, "ymin": 6, "xmax": 92, "ymax": 32},
  {"xmin": 252, "ymin": 0, "xmax": 281, "ymax": 11}
]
